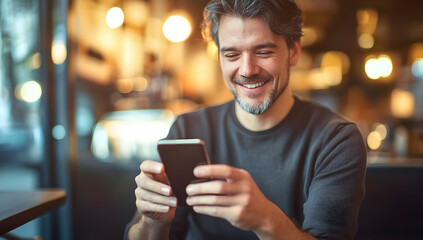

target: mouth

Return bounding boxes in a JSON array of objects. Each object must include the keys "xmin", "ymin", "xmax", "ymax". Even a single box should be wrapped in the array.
[{"xmin": 241, "ymin": 82, "xmax": 266, "ymax": 89}]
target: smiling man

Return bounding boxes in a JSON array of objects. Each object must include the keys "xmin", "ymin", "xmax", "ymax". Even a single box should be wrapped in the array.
[{"xmin": 126, "ymin": 0, "xmax": 366, "ymax": 239}]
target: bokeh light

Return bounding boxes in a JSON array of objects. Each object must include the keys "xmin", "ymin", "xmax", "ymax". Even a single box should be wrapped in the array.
[
  {"xmin": 18, "ymin": 81, "xmax": 42, "ymax": 103},
  {"xmin": 163, "ymin": 15, "xmax": 191, "ymax": 43},
  {"xmin": 365, "ymin": 55, "xmax": 393, "ymax": 80},
  {"xmin": 106, "ymin": 7, "xmax": 124, "ymax": 29},
  {"xmin": 52, "ymin": 125, "xmax": 66, "ymax": 140},
  {"xmin": 52, "ymin": 41, "xmax": 67, "ymax": 65},
  {"xmin": 391, "ymin": 89, "xmax": 415, "ymax": 118},
  {"xmin": 411, "ymin": 58, "xmax": 423, "ymax": 78}
]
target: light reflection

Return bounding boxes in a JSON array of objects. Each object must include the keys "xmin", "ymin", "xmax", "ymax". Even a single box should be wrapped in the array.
[{"xmin": 52, "ymin": 41, "xmax": 67, "ymax": 65}]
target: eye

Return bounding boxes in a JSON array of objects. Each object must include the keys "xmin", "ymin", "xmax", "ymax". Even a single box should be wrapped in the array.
[
  {"xmin": 256, "ymin": 51, "xmax": 273, "ymax": 57},
  {"xmin": 224, "ymin": 52, "xmax": 240, "ymax": 60}
]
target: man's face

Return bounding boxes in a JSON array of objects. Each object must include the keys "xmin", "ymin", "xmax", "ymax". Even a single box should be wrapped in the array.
[{"xmin": 218, "ymin": 15, "xmax": 300, "ymax": 115}]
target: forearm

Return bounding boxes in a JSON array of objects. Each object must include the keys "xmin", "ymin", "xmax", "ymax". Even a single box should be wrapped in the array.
[
  {"xmin": 127, "ymin": 215, "xmax": 171, "ymax": 240},
  {"xmin": 254, "ymin": 202, "xmax": 317, "ymax": 240}
]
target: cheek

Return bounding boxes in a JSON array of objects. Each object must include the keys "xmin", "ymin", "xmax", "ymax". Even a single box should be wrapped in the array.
[{"xmin": 220, "ymin": 61, "xmax": 238, "ymax": 80}]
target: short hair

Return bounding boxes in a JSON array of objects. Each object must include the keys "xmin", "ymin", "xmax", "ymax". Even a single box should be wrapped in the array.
[{"xmin": 201, "ymin": 0, "xmax": 303, "ymax": 48}]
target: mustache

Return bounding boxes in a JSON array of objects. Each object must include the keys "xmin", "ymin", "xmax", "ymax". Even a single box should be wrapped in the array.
[{"xmin": 232, "ymin": 75, "xmax": 272, "ymax": 84}]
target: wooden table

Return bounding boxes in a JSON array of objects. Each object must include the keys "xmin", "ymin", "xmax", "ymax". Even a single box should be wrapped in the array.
[{"xmin": 0, "ymin": 189, "xmax": 66, "ymax": 235}]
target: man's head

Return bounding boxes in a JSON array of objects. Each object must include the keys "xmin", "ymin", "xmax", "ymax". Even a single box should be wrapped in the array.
[
  {"xmin": 202, "ymin": 0, "xmax": 303, "ymax": 115},
  {"xmin": 201, "ymin": 0, "xmax": 303, "ymax": 49}
]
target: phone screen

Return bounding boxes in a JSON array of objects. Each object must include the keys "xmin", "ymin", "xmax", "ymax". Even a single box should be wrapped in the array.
[{"xmin": 157, "ymin": 139, "xmax": 211, "ymax": 207}]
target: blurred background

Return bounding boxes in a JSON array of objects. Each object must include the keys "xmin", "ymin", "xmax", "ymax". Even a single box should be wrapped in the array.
[{"xmin": 0, "ymin": 0, "xmax": 422, "ymax": 239}]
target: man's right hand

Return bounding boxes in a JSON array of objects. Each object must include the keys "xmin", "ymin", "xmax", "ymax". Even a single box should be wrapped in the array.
[{"xmin": 135, "ymin": 160, "xmax": 177, "ymax": 223}]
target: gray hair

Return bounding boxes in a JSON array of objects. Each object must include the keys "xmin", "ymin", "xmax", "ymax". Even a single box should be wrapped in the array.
[{"xmin": 201, "ymin": 0, "xmax": 303, "ymax": 48}]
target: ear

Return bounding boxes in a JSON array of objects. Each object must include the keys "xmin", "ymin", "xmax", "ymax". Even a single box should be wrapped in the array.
[{"xmin": 289, "ymin": 41, "xmax": 301, "ymax": 66}]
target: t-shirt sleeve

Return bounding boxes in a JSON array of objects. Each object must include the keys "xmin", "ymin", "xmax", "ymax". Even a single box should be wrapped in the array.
[{"xmin": 302, "ymin": 123, "xmax": 367, "ymax": 240}]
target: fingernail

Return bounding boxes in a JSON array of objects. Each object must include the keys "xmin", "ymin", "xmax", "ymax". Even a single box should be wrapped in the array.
[
  {"xmin": 159, "ymin": 205, "xmax": 170, "ymax": 212},
  {"xmin": 161, "ymin": 187, "xmax": 170, "ymax": 195},
  {"xmin": 186, "ymin": 197, "xmax": 192, "ymax": 205},
  {"xmin": 170, "ymin": 198, "xmax": 177, "ymax": 207},
  {"xmin": 154, "ymin": 165, "xmax": 162, "ymax": 173},
  {"xmin": 186, "ymin": 186, "xmax": 194, "ymax": 194},
  {"xmin": 193, "ymin": 167, "xmax": 203, "ymax": 176}
]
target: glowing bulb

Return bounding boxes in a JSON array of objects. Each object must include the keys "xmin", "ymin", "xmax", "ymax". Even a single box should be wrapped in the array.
[
  {"xmin": 106, "ymin": 7, "xmax": 124, "ymax": 29},
  {"xmin": 52, "ymin": 41, "xmax": 67, "ymax": 65},
  {"xmin": 20, "ymin": 81, "xmax": 42, "ymax": 103},
  {"xmin": 163, "ymin": 15, "xmax": 191, "ymax": 43}
]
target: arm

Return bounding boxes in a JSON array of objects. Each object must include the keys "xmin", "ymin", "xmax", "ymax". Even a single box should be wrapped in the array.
[
  {"xmin": 186, "ymin": 165, "xmax": 317, "ymax": 240},
  {"xmin": 127, "ymin": 160, "xmax": 177, "ymax": 240}
]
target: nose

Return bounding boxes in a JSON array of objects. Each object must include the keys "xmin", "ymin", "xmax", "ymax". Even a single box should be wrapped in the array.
[{"xmin": 239, "ymin": 54, "xmax": 260, "ymax": 78}]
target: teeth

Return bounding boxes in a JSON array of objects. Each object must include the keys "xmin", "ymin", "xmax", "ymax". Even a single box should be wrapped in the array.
[{"xmin": 243, "ymin": 82, "xmax": 265, "ymax": 89}]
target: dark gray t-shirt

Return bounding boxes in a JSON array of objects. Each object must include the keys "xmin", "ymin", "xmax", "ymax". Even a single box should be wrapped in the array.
[{"xmin": 166, "ymin": 96, "xmax": 366, "ymax": 240}]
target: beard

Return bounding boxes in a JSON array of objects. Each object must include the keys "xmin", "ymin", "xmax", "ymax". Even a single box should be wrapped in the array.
[{"xmin": 231, "ymin": 61, "xmax": 291, "ymax": 115}]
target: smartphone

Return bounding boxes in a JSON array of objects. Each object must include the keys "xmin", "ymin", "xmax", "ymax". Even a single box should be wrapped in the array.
[{"xmin": 157, "ymin": 139, "xmax": 212, "ymax": 207}]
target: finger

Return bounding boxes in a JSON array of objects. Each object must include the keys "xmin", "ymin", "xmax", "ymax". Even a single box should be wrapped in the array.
[
  {"xmin": 136, "ymin": 199, "xmax": 171, "ymax": 213},
  {"xmin": 135, "ymin": 173, "xmax": 173, "ymax": 196},
  {"xmin": 140, "ymin": 160, "xmax": 164, "ymax": 174},
  {"xmin": 193, "ymin": 165, "xmax": 247, "ymax": 181},
  {"xmin": 192, "ymin": 205, "xmax": 236, "ymax": 219},
  {"xmin": 186, "ymin": 194, "xmax": 240, "ymax": 206},
  {"xmin": 136, "ymin": 187, "xmax": 177, "ymax": 207},
  {"xmin": 186, "ymin": 180, "xmax": 241, "ymax": 195}
]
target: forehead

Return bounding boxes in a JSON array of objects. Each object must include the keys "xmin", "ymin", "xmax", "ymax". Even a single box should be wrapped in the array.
[{"xmin": 218, "ymin": 15, "xmax": 282, "ymax": 48}]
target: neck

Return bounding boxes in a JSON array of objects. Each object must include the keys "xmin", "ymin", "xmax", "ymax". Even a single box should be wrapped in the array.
[{"xmin": 235, "ymin": 88, "xmax": 295, "ymax": 131}]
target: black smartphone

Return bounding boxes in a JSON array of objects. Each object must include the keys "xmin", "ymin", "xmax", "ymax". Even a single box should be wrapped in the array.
[{"xmin": 157, "ymin": 139, "xmax": 212, "ymax": 207}]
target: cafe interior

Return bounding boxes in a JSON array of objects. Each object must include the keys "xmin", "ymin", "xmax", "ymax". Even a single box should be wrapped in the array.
[{"xmin": 0, "ymin": 0, "xmax": 422, "ymax": 239}]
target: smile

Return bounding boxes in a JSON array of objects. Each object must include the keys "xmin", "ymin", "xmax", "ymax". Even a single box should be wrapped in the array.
[{"xmin": 241, "ymin": 82, "xmax": 266, "ymax": 89}]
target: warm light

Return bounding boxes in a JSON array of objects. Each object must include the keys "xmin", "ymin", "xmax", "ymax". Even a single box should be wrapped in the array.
[
  {"xmin": 411, "ymin": 58, "xmax": 423, "ymax": 78},
  {"xmin": 206, "ymin": 41, "xmax": 218, "ymax": 61},
  {"xmin": 302, "ymin": 27, "xmax": 318, "ymax": 47},
  {"xmin": 365, "ymin": 55, "xmax": 393, "ymax": 80},
  {"xmin": 322, "ymin": 66, "xmax": 342, "ymax": 86},
  {"xmin": 117, "ymin": 77, "xmax": 134, "ymax": 93},
  {"xmin": 52, "ymin": 41, "xmax": 67, "ymax": 65},
  {"xmin": 378, "ymin": 55, "xmax": 393, "ymax": 77},
  {"xmin": 163, "ymin": 15, "xmax": 191, "ymax": 43},
  {"xmin": 133, "ymin": 77, "xmax": 148, "ymax": 91},
  {"xmin": 106, "ymin": 7, "xmax": 124, "ymax": 29},
  {"xmin": 358, "ymin": 33, "xmax": 374, "ymax": 49},
  {"xmin": 29, "ymin": 52, "xmax": 41, "ymax": 69},
  {"xmin": 367, "ymin": 131, "xmax": 382, "ymax": 150},
  {"xmin": 374, "ymin": 123, "xmax": 388, "ymax": 140},
  {"xmin": 391, "ymin": 89, "xmax": 415, "ymax": 118},
  {"xmin": 19, "ymin": 81, "xmax": 42, "ymax": 103}
]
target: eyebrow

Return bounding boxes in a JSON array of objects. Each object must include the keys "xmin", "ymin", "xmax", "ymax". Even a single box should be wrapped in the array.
[{"xmin": 220, "ymin": 42, "xmax": 278, "ymax": 52}]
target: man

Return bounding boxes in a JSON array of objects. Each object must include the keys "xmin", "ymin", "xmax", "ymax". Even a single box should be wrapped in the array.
[{"xmin": 126, "ymin": 0, "xmax": 366, "ymax": 239}]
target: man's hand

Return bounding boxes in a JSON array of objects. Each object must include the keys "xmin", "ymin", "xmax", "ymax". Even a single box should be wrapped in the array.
[
  {"xmin": 185, "ymin": 164, "xmax": 278, "ymax": 232},
  {"xmin": 134, "ymin": 160, "xmax": 177, "ymax": 223}
]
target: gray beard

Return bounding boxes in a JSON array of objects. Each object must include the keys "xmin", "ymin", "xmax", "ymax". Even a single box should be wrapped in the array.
[{"xmin": 234, "ymin": 66, "xmax": 290, "ymax": 115}]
